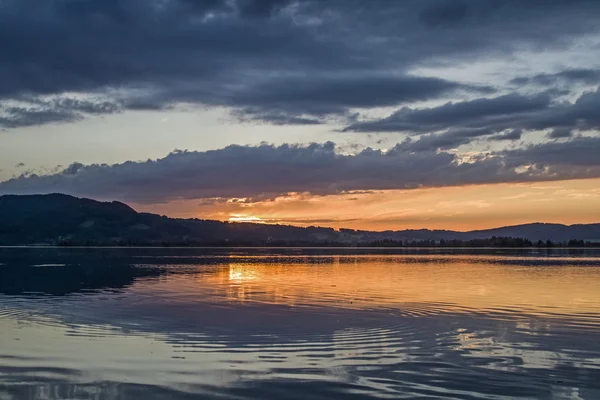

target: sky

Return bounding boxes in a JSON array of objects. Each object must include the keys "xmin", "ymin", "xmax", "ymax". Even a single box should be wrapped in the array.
[{"xmin": 1, "ymin": 0, "xmax": 599, "ymax": 231}]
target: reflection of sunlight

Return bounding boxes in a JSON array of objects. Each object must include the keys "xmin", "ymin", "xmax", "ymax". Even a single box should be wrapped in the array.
[
  {"xmin": 226, "ymin": 264, "xmax": 263, "ymax": 303},
  {"xmin": 192, "ymin": 256, "xmax": 600, "ymax": 314},
  {"xmin": 229, "ymin": 265, "xmax": 258, "ymax": 282}
]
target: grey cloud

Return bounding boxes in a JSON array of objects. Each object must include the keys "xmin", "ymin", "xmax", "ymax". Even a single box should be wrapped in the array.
[
  {"xmin": 344, "ymin": 93, "xmax": 552, "ymax": 133},
  {"xmin": 0, "ymin": 98, "xmax": 122, "ymax": 128},
  {"xmin": 232, "ymin": 110, "xmax": 323, "ymax": 126},
  {"xmin": 501, "ymin": 136, "xmax": 600, "ymax": 169},
  {"xmin": 489, "ymin": 129, "xmax": 522, "ymax": 142},
  {"xmin": 344, "ymin": 89, "xmax": 600, "ymax": 150},
  {"xmin": 547, "ymin": 127, "xmax": 573, "ymax": 139},
  {"xmin": 511, "ymin": 69, "xmax": 600, "ymax": 86},
  {"xmin": 1, "ymin": 0, "xmax": 599, "ymax": 127},
  {"xmin": 51, "ymin": 98, "xmax": 122, "ymax": 115},
  {"xmin": 174, "ymin": 0, "xmax": 293, "ymax": 18},
  {"xmin": 0, "ymin": 107, "xmax": 81, "ymax": 129},
  {"xmin": 395, "ymin": 134, "xmax": 471, "ymax": 152},
  {"xmin": 2, "ymin": 138, "xmax": 599, "ymax": 203},
  {"xmin": 221, "ymin": 75, "xmax": 489, "ymax": 125},
  {"xmin": 395, "ymin": 125, "xmax": 519, "ymax": 152},
  {"xmin": 419, "ymin": 1, "xmax": 468, "ymax": 27},
  {"xmin": 227, "ymin": 75, "xmax": 481, "ymax": 118},
  {"xmin": 232, "ymin": 0, "xmax": 294, "ymax": 17}
]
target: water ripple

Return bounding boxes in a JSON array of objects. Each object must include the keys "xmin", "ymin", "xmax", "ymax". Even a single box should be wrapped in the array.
[{"xmin": 1, "ymin": 249, "xmax": 600, "ymax": 399}]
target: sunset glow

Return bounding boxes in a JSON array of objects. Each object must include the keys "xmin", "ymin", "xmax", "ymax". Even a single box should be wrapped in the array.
[
  {"xmin": 3, "ymin": 2, "xmax": 600, "ymax": 399},
  {"xmin": 136, "ymin": 178, "xmax": 600, "ymax": 231},
  {"xmin": 1, "ymin": 0, "xmax": 599, "ymax": 233},
  {"xmin": 228, "ymin": 215, "xmax": 265, "ymax": 223}
]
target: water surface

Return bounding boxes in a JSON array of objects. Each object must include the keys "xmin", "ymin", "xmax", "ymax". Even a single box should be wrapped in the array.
[{"xmin": 1, "ymin": 247, "xmax": 600, "ymax": 399}]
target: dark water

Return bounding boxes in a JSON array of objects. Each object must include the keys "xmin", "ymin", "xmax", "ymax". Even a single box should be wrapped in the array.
[{"xmin": 1, "ymin": 247, "xmax": 600, "ymax": 400}]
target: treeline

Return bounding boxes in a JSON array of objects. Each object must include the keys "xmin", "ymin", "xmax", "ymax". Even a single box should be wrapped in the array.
[
  {"xmin": 367, "ymin": 237, "xmax": 600, "ymax": 248},
  {"xmin": 55, "ymin": 238, "xmax": 342, "ymax": 247},
  {"xmin": 54, "ymin": 236, "xmax": 600, "ymax": 247}
]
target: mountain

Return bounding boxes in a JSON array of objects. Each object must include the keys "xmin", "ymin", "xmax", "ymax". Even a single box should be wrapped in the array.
[
  {"xmin": 460, "ymin": 223, "xmax": 600, "ymax": 242},
  {"xmin": 0, "ymin": 194, "xmax": 340, "ymax": 245},
  {"xmin": 1, "ymin": 194, "xmax": 599, "ymax": 245}
]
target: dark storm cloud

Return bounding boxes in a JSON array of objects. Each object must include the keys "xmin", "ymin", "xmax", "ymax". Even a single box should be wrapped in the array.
[
  {"xmin": 344, "ymin": 89, "xmax": 600, "ymax": 150},
  {"xmin": 1, "ymin": 0, "xmax": 600, "ymax": 128},
  {"xmin": 2, "ymin": 138, "xmax": 599, "ymax": 203}
]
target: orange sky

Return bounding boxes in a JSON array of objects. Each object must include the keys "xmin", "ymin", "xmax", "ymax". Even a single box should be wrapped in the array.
[{"xmin": 133, "ymin": 178, "xmax": 600, "ymax": 231}]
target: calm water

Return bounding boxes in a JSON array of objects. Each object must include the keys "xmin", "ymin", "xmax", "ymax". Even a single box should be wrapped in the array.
[{"xmin": 1, "ymin": 248, "xmax": 600, "ymax": 399}]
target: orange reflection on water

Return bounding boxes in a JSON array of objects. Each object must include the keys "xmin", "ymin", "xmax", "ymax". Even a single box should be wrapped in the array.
[{"xmin": 166, "ymin": 255, "xmax": 600, "ymax": 319}]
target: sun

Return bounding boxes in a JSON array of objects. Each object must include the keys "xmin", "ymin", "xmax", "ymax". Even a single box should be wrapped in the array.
[{"xmin": 228, "ymin": 214, "xmax": 264, "ymax": 223}]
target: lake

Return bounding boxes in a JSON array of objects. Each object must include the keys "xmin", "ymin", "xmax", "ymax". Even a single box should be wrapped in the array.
[{"xmin": 1, "ymin": 247, "xmax": 600, "ymax": 399}]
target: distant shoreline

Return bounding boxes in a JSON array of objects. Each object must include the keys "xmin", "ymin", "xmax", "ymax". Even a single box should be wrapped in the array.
[
  {"xmin": 2, "ymin": 194, "xmax": 599, "ymax": 248},
  {"xmin": 2, "ymin": 245, "xmax": 599, "ymax": 250}
]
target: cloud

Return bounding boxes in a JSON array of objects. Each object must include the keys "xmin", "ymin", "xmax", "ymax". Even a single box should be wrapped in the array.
[
  {"xmin": 344, "ymin": 93, "xmax": 552, "ymax": 134},
  {"xmin": 394, "ymin": 133, "xmax": 471, "ymax": 152},
  {"xmin": 501, "ymin": 135, "xmax": 600, "ymax": 168},
  {"xmin": 2, "ymin": 138, "xmax": 600, "ymax": 203},
  {"xmin": 343, "ymin": 89, "xmax": 600, "ymax": 150},
  {"xmin": 1, "ymin": 0, "xmax": 599, "ymax": 128},
  {"xmin": 226, "ymin": 75, "xmax": 484, "ymax": 121},
  {"xmin": 419, "ymin": 1, "xmax": 468, "ymax": 27},
  {"xmin": 489, "ymin": 129, "xmax": 522, "ymax": 142},
  {"xmin": 0, "ymin": 97, "xmax": 122, "ymax": 128},
  {"xmin": 511, "ymin": 69, "xmax": 600, "ymax": 87},
  {"xmin": 547, "ymin": 127, "xmax": 573, "ymax": 139}
]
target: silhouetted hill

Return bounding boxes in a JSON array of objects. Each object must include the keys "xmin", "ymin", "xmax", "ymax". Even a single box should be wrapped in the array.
[
  {"xmin": 1, "ymin": 194, "xmax": 599, "ymax": 245},
  {"xmin": 0, "ymin": 194, "xmax": 339, "ymax": 245},
  {"xmin": 0, "ymin": 194, "xmax": 138, "ymax": 244},
  {"xmin": 463, "ymin": 223, "xmax": 600, "ymax": 242}
]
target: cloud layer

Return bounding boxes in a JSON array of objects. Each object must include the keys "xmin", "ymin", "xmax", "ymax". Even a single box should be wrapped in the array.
[
  {"xmin": 344, "ymin": 89, "xmax": 600, "ymax": 150},
  {"xmin": 2, "ymin": 138, "xmax": 600, "ymax": 203},
  {"xmin": 2, "ymin": 0, "xmax": 600, "ymax": 202},
  {"xmin": 1, "ymin": 0, "xmax": 599, "ymax": 128}
]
